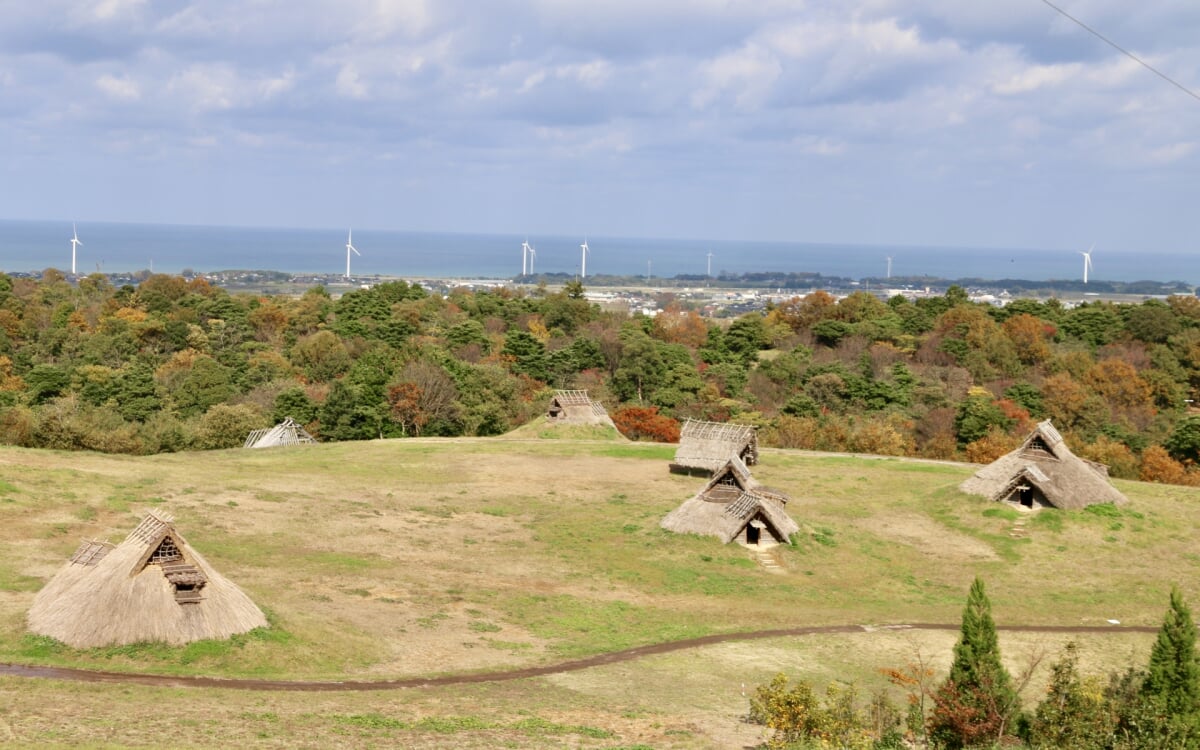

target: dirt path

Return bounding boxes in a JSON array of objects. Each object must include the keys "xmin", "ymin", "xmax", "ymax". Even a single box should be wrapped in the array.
[{"xmin": 0, "ymin": 623, "xmax": 1156, "ymax": 692}]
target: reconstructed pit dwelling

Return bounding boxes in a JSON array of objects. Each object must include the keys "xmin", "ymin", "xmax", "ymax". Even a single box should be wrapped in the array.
[
  {"xmin": 669, "ymin": 418, "xmax": 758, "ymax": 476},
  {"xmin": 28, "ymin": 511, "xmax": 268, "ymax": 648},
  {"xmin": 244, "ymin": 416, "xmax": 317, "ymax": 449},
  {"xmin": 959, "ymin": 420, "xmax": 1128, "ymax": 510},
  {"xmin": 661, "ymin": 455, "xmax": 799, "ymax": 546},
  {"xmin": 545, "ymin": 389, "xmax": 615, "ymax": 427}
]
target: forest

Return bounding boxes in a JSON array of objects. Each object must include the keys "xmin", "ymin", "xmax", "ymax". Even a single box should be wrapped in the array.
[{"xmin": 3, "ymin": 270, "xmax": 1200, "ymax": 486}]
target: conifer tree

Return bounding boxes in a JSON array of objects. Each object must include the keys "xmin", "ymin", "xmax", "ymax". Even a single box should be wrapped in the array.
[
  {"xmin": 1143, "ymin": 586, "xmax": 1200, "ymax": 717},
  {"xmin": 929, "ymin": 577, "xmax": 1017, "ymax": 748}
]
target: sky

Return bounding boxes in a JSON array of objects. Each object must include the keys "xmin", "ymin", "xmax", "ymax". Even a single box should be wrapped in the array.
[{"xmin": 2, "ymin": 0, "xmax": 1199, "ymax": 254}]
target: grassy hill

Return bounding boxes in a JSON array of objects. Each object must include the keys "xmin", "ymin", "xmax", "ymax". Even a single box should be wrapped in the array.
[{"xmin": 0, "ymin": 437, "xmax": 1196, "ymax": 747}]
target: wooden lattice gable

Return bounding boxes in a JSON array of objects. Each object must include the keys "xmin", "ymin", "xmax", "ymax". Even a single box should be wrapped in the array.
[
  {"xmin": 553, "ymin": 390, "xmax": 593, "ymax": 406},
  {"xmin": 1019, "ymin": 420, "xmax": 1065, "ymax": 460},
  {"xmin": 125, "ymin": 511, "xmax": 189, "ymax": 574},
  {"xmin": 679, "ymin": 418, "xmax": 751, "ymax": 442},
  {"xmin": 699, "ymin": 456, "xmax": 755, "ymax": 502},
  {"xmin": 69, "ymin": 539, "xmax": 114, "ymax": 567}
]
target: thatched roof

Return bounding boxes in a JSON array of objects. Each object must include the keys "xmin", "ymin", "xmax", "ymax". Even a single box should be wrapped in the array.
[
  {"xmin": 244, "ymin": 417, "xmax": 316, "ymax": 448},
  {"xmin": 959, "ymin": 420, "xmax": 1128, "ymax": 510},
  {"xmin": 661, "ymin": 456, "xmax": 799, "ymax": 544},
  {"xmin": 546, "ymin": 390, "xmax": 614, "ymax": 427},
  {"xmin": 28, "ymin": 511, "xmax": 268, "ymax": 648},
  {"xmin": 669, "ymin": 418, "xmax": 758, "ymax": 475}
]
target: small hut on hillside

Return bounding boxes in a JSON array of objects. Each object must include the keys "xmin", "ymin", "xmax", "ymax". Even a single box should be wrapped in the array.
[
  {"xmin": 244, "ymin": 417, "xmax": 316, "ymax": 448},
  {"xmin": 959, "ymin": 420, "xmax": 1128, "ymax": 509},
  {"xmin": 661, "ymin": 456, "xmax": 799, "ymax": 545},
  {"xmin": 28, "ymin": 511, "xmax": 268, "ymax": 648},
  {"xmin": 669, "ymin": 418, "xmax": 758, "ymax": 475},
  {"xmin": 546, "ymin": 390, "xmax": 615, "ymax": 427}
]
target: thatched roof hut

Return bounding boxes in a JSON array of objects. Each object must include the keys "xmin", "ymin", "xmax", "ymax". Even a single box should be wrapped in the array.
[
  {"xmin": 28, "ymin": 511, "xmax": 268, "ymax": 648},
  {"xmin": 546, "ymin": 390, "xmax": 614, "ymax": 427},
  {"xmin": 661, "ymin": 456, "xmax": 799, "ymax": 545},
  {"xmin": 244, "ymin": 417, "xmax": 316, "ymax": 448},
  {"xmin": 669, "ymin": 418, "xmax": 758, "ymax": 475},
  {"xmin": 959, "ymin": 420, "xmax": 1128, "ymax": 509}
]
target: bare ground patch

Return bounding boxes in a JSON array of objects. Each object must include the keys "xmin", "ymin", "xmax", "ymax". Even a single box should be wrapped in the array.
[{"xmin": 854, "ymin": 513, "xmax": 999, "ymax": 562}]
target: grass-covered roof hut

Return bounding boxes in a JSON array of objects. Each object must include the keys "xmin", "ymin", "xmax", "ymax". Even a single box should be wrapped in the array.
[
  {"xmin": 661, "ymin": 456, "xmax": 798, "ymax": 545},
  {"xmin": 669, "ymin": 418, "xmax": 758, "ymax": 475},
  {"xmin": 959, "ymin": 420, "xmax": 1128, "ymax": 510},
  {"xmin": 546, "ymin": 390, "xmax": 614, "ymax": 427},
  {"xmin": 28, "ymin": 511, "xmax": 268, "ymax": 648},
  {"xmin": 244, "ymin": 417, "xmax": 316, "ymax": 449}
]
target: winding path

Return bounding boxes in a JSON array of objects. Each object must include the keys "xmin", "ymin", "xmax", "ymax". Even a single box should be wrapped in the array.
[{"xmin": 0, "ymin": 623, "xmax": 1156, "ymax": 692}]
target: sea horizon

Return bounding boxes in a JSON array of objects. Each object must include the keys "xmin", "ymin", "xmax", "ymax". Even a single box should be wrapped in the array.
[{"xmin": 0, "ymin": 218, "xmax": 1196, "ymax": 286}]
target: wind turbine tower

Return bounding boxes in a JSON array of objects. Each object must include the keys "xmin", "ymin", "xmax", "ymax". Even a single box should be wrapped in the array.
[
  {"xmin": 521, "ymin": 240, "xmax": 532, "ymax": 276},
  {"xmin": 528, "ymin": 245, "xmax": 536, "ymax": 274},
  {"xmin": 70, "ymin": 223, "xmax": 82, "ymax": 275},
  {"xmin": 706, "ymin": 252, "xmax": 713, "ymax": 278},
  {"xmin": 1080, "ymin": 245, "xmax": 1094, "ymax": 284},
  {"xmin": 345, "ymin": 229, "xmax": 361, "ymax": 278},
  {"xmin": 580, "ymin": 239, "xmax": 590, "ymax": 279},
  {"xmin": 886, "ymin": 256, "xmax": 892, "ymax": 279}
]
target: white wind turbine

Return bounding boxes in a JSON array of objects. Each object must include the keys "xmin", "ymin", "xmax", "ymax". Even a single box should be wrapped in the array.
[
  {"xmin": 1080, "ymin": 245, "xmax": 1094, "ymax": 284},
  {"xmin": 345, "ymin": 229, "xmax": 360, "ymax": 278},
  {"xmin": 70, "ymin": 223, "xmax": 83, "ymax": 275},
  {"xmin": 886, "ymin": 256, "xmax": 892, "ymax": 279},
  {"xmin": 521, "ymin": 240, "xmax": 532, "ymax": 276},
  {"xmin": 528, "ymin": 244, "xmax": 536, "ymax": 274},
  {"xmin": 580, "ymin": 238, "xmax": 590, "ymax": 279}
]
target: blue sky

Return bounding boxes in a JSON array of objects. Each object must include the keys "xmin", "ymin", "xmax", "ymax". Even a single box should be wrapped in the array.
[{"xmin": 3, "ymin": 1, "xmax": 1199, "ymax": 254}]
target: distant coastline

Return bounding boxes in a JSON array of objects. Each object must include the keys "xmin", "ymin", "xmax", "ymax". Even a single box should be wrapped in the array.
[{"xmin": 2, "ymin": 219, "xmax": 1197, "ymax": 285}]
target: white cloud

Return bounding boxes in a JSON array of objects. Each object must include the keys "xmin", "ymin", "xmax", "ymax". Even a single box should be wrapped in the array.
[
  {"xmin": 993, "ymin": 63, "xmax": 1082, "ymax": 95},
  {"xmin": 1148, "ymin": 141, "xmax": 1196, "ymax": 164},
  {"xmin": 168, "ymin": 65, "xmax": 236, "ymax": 111},
  {"xmin": 91, "ymin": 0, "xmax": 147, "ymax": 22},
  {"xmin": 692, "ymin": 44, "xmax": 781, "ymax": 110},
  {"xmin": 259, "ymin": 69, "xmax": 296, "ymax": 99},
  {"xmin": 335, "ymin": 64, "xmax": 369, "ymax": 99},
  {"xmin": 96, "ymin": 73, "xmax": 140, "ymax": 100}
]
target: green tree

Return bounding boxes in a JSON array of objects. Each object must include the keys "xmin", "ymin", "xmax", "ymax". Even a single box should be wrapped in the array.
[
  {"xmin": 1165, "ymin": 416, "xmax": 1200, "ymax": 464},
  {"xmin": 501, "ymin": 330, "xmax": 549, "ymax": 382},
  {"xmin": 1027, "ymin": 642, "xmax": 1115, "ymax": 749},
  {"xmin": 172, "ymin": 357, "xmax": 235, "ymax": 417},
  {"xmin": 1143, "ymin": 586, "xmax": 1200, "ymax": 717},
  {"xmin": 195, "ymin": 404, "xmax": 267, "ymax": 450},
  {"xmin": 929, "ymin": 577, "xmax": 1017, "ymax": 748}
]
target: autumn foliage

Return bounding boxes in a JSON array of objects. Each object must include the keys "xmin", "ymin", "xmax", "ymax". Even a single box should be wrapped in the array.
[{"xmin": 611, "ymin": 406, "xmax": 681, "ymax": 443}]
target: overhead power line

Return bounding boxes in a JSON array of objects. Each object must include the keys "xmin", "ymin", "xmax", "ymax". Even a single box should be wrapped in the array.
[{"xmin": 1039, "ymin": 0, "xmax": 1200, "ymax": 104}]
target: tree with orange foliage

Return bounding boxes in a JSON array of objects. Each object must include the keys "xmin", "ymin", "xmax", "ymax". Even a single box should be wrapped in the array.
[
  {"xmin": 611, "ymin": 406, "xmax": 681, "ymax": 442},
  {"xmin": 1002, "ymin": 313, "xmax": 1054, "ymax": 365},
  {"xmin": 651, "ymin": 304, "xmax": 709, "ymax": 348},
  {"xmin": 1140, "ymin": 445, "xmax": 1190, "ymax": 485},
  {"xmin": 769, "ymin": 290, "xmax": 836, "ymax": 332}
]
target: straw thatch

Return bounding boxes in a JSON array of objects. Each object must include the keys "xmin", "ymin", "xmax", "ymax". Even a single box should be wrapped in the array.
[
  {"xmin": 661, "ymin": 456, "xmax": 799, "ymax": 545},
  {"xmin": 669, "ymin": 418, "xmax": 758, "ymax": 475},
  {"xmin": 959, "ymin": 420, "xmax": 1128, "ymax": 510},
  {"xmin": 244, "ymin": 417, "xmax": 316, "ymax": 448},
  {"xmin": 28, "ymin": 511, "xmax": 268, "ymax": 648},
  {"xmin": 546, "ymin": 390, "xmax": 615, "ymax": 427}
]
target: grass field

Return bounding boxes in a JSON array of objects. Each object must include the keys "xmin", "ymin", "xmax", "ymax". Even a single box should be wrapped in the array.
[{"xmin": 0, "ymin": 435, "xmax": 1195, "ymax": 747}]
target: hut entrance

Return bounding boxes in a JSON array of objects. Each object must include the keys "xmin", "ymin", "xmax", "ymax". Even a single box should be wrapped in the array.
[
  {"xmin": 1018, "ymin": 485, "xmax": 1033, "ymax": 508},
  {"xmin": 746, "ymin": 524, "xmax": 761, "ymax": 545}
]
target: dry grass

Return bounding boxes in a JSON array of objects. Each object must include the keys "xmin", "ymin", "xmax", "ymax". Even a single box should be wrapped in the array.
[{"xmin": 0, "ymin": 438, "xmax": 1196, "ymax": 747}]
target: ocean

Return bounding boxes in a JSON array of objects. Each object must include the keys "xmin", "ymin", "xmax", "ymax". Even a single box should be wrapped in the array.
[{"xmin": 0, "ymin": 219, "xmax": 1195, "ymax": 285}]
